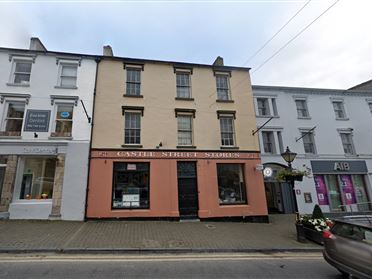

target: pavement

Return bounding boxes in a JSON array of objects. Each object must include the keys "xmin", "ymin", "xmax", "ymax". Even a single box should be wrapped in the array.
[{"xmin": 0, "ymin": 214, "xmax": 321, "ymax": 254}]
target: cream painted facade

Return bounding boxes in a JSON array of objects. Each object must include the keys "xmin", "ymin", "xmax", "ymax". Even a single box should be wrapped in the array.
[{"xmin": 92, "ymin": 58, "xmax": 259, "ymax": 150}]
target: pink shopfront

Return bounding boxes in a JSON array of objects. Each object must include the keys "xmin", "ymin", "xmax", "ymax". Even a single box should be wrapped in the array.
[{"xmin": 311, "ymin": 160, "xmax": 371, "ymax": 212}]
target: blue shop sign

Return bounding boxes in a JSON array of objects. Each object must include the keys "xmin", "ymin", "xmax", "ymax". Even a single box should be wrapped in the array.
[{"xmin": 60, "ymin": 111, "xmax": 70, "ymax": 118}]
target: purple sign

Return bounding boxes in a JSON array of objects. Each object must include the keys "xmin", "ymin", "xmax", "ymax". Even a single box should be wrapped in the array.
[
  {"xmin": 339, "ymin": 175, "xmax": 357, "ymax": 205},
  {"xmin": 314, "ymin": 175, "xmax": 329, "ymax": 205}
]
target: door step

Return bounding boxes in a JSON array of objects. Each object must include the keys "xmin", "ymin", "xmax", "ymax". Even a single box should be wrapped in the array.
[{"xmin": 180, "ymin": 216, "xmax": 200, "ymax": 222}]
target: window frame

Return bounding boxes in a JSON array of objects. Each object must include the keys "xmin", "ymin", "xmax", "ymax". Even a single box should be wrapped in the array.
[
  {"xmin": 300, "ymin": 130, "xmax": 317, "ymax": 154},
  {"xmin": 125, "ymin": 68, "xmax": 142, "ymax": 96},
  {"xmin": 51, "ymin": 102, "xmax": 74, "ymax": 138},
  {"xmin": 295, "ymin": 99, "xmax": 310, "ymax": 119},
  {"xmin": 332, "ymin": 100, "xmax": 347, "ymax": 120},
  {"xmin": 215, "ymin": 74, "xmax": 231, "ymax": 101},
  {"xmin": 261, "ymin": 131, "xmax": 276, "ymax": 154},
  {"xmin": 175, "ymin": 71, "xmax": 192, "ymax": 99},
  {"xmin": 57, "ymin": 63, "xmax": 78, "ymax": 88},
  {"xmin": 339, "ymin": 131, "xmax": 356, "ymax": 155},
  {"xmin": 176, "ymin": 114, "xmax": 194, "ymax": 147},
  {"xmin": 0, "ymin": 100, "xmax": 26, "ymax": 137},
  {"xmin": 124, "ymin": 111, "xmax": 142, "ymax": 145},
  {"xmin": 219, "ymin": 115, "xmax": 236, "ymax": 147},
  {"xmin": 255, "ymin": 97, "xmax": 278, "ymax": 117},
  {"xmin": 9, "ymin": 59, "xmax": 33, "ymax": 86}
]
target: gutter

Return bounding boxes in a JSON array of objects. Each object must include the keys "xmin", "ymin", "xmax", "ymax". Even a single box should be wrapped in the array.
[{"xmin": 83, "ymin": 57, "xmax": 101, "ymax": 221}]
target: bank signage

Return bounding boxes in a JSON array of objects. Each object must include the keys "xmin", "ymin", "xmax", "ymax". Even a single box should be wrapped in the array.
[
  {"xmin": 92, "ymin": 150, "xmax": 260, "ymax": 160},
  {"xmin": 311, "ymin": 160, "xmax": 367, "ymax": 174},
  {"xmin": 23, "ymin": 110, "xmax": 51, "ymax": 132}
]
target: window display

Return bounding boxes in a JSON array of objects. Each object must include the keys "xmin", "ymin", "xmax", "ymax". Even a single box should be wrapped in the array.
[
  {"xmin": 19, "ymin": 158, "xmax": 56, "ymax": 200},
  {"xmin": 112, "ymin": 162, "xmax": 149, "ymax": 209},
  {"xmin": 217, "ymin": 164, "xmax": 246, "ymax": 205}
]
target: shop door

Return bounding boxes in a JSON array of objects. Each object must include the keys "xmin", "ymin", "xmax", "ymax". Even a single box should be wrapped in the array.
[{"xmin": 177, "ymin": 162, "xmax": 198, "ymax": 218}]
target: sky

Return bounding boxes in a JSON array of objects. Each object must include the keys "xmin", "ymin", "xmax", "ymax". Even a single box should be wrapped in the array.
[{"xmin": 0, "ymin": 0, "xmax": 371, "ymax": 89}]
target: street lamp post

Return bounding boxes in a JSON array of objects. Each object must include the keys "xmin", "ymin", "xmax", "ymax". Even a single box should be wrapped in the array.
[{"xmin": 281, "ymin": 146, "xmax": 299, "ymax": 213}]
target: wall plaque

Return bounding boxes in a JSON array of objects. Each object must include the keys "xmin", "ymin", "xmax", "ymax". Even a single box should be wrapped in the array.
[{"xmin": 24, "ymin": 110, "xmax": 51, "ymax": 132}]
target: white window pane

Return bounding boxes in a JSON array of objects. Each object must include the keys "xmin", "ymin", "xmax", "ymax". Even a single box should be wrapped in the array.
[
  {"xmin": 62, "ymin": 65, "xmax": 77, "ymax": 77},
  {"xmin": 15, "ymin": 62, "xmax": 32, "ymax": 73},
  {"xmin": 61, "ymin": 76, "xmax": 77, "ymax": 87}
]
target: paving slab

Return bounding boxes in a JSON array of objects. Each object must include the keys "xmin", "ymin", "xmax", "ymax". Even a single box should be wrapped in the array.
[{"xmin": 0, "ymin": 215, "xmax": 321, "ymax": 253}]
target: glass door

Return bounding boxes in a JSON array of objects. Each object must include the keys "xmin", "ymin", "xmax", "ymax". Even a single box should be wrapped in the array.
[
  {"xmin": 325, "ymin": 175, "xmax": 344, "ymax": 212},
  {"xmin": 352, "ymin": 175, "xmax": 371, "ymax": 211}
]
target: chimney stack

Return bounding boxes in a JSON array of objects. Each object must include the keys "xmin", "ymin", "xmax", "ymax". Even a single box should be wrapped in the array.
[
  {"xmin": 29, "ymin": 37, "xmax": 47, "ymax": 51},
  {"xmin": 103, "ymin": 45, "xmax": 113, "ymax": 56},
  {"xmin": 213, "ymin": 56, "xmax": 224, "ymax": 66}
]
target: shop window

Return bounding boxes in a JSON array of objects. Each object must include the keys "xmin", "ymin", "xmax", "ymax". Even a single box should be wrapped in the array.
[
  {"xmin": 112, "ymin": 162, "xmax": 149, "ymax": 209},
  {"xmin": 0, "ymin": 101, "xmax": 25, "ymax": 137},
  {"xmin": 51, "ymin": 104, "xmax": 74, "ymax": 138},
  {"xmin": 217, "ymin": 164, "xmax": 246, "ymax": 205},
  {"xmin": 19, "ymin": 157, "xmax": 56, "ymax": 200}
]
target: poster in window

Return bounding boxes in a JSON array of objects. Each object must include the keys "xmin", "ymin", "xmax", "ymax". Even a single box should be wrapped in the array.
[
  {"xmin": 339, "ymin": 175, "xmax": 356, "ymax": 205},
  {"xmin": 313, "ymin": 175, "xmax": 329, "ymax": 205}
]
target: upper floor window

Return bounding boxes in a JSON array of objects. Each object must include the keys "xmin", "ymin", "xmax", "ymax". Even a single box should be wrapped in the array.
[
  {"xmin": 216, "ymin": 74, "xmax": 231, "ymax": 101},
  {"xmin": 124, "ymin": 112, "xmax": 141, "ymax": 145},
  {"xmin": 0, "ymin": 101, "xmax": 25, "ymax": 137},
  {"xmin": 12, "ymin": 61, "xmax": 32, "ymax": 85},
  {"xmin": 340, "ymin": 132, "xmax": 355, "ymax": 155},
  {"xmin": 52, "ymin": 104, "xmax": 74, "ymax": 138},
  {"xmin": 368, "ymin": 102, "xmax": 372, "ymax": 114},
  {"xmin": 301, "ymin": 131, "xmax": 316, "ymax": 154},
  {"xmin": 256, "ymin": 97, "xmax": 278, "ymax": 117},
  {"xmin": 332, "ymin": 101, "xmax": 347, "ymax": 119},
  {"xmin": 219, "ymin": 116, "xmax": 235, "ymax": 147},
  {"xmin": 261, "ymin": 131, "xmax": 276, "ymax": 154},
  {"xmin": 295, "ymin": 99, "xmax": 310, "ymax": 118},
  {"xmin": 59, "ymin": 64, "xmax": 78, "ymax": 88},
  {"xmin": 177, "ymin": 115, "xmax": 193, "ymax": 146},
  {"xmin": 126, "ymin": 69, "xmax": 141, "ymax": 96},
  {"xmin": 176, "ymin": 72, "xmax": 191, "ymax": 99}
]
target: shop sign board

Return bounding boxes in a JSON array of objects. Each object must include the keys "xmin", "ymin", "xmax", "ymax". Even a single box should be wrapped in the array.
[
  {"xmin": 311, "ymin": 160, "xmax": 367, "ymax": 174},
  {"xmin": 23, "ymin": 110, "xmax": 51, "ymax": 132}
]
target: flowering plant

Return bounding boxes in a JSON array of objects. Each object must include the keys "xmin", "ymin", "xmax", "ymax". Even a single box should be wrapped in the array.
[
  {"xmin": 298, "ymin": 214, "xmax": 333, "ymax": 232},
  {"xmin": 275, "ymin": 168, "xmax": 311, "ymax": 182}
]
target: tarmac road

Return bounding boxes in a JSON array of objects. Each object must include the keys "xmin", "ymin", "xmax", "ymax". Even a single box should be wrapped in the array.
[{"xmin": 0, "ymin": 252, "xmax": 342, "ymax": 279}]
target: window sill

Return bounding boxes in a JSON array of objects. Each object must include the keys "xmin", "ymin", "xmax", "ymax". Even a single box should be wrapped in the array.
[
  {"xmin": 256, "ymin": 115, "xmax": 279, "ymax": 118},
  {"xmin": 121, "ymin": 144, "xmax": 143, "ymax": 148},
  {"xmin": 298, "ymin": 116, "xmax": 311, "ymax": 120},
  {"xmin": 220, "ymin": 146, "xmax": 239, "ymax": 150},
  {"xmin": 344, "ymin": 153, "xmax": 358, "ymax": 158},
  {"xmin": 54, "ymin": 85, "xmax": 78, "ymax": 90},
  {"xmin": 12, "ymin": 199, "xmax": 52, "ymax": 204},
  {"xmin": 6, "ymin": 82, "xmax": 30, "ymax": 87},
  {"xmin": 219, "ymin": 202, "xmax": 247, "ymax": 206},
  {"xmin": 304, "ymin": 153, "xmax": 319, "ymax": 158},
  {"xmin": 177, "ymin": 145, "xmax": 197, "ymax": 149},
  {"xmin": 0, "ymin": 135, "xmax": 22, "ymax": 139},
  {"xmin": 175, "ymin": 97, "xmax": 194, "ymax": 101},
  {"xmin": 123, "ymin": 94, "xmax": 144, "ymax": 98},
  {"xmin": 335, "ymin": 117, "xmax": 349, "ymax": 121},
  {"xmin": 49, "ymin": 136, "xmax": 73, "ymax": 140},
  {"xmin": 216, "ymin": 99, "xmax": 234, "ymax": 103}
]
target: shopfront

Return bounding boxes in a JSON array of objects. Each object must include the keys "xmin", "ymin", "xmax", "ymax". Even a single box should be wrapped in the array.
[
  {"xmin": 87, "ymin": 150, "xmax": 268, "ymax": 221},
  {"xmin": 311, "ymin": 160, "xmax": 371, "ymax": 212},
  {"xmin": 0, "ymin": 141, "xmax": 89, "ymax": 220}
]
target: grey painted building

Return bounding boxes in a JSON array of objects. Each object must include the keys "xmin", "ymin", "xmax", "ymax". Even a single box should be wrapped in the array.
[{"xmin": 253, "ymin": 83, "xmax": 372, "ymax": 215}]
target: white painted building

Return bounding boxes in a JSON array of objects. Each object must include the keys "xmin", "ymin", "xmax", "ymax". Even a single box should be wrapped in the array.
[
  {"xmin": 253, "ymin": 84, "xmax": 372, "ymax": 215},
  {"xmin": 0, "ymin": 38, "xmax": 97, "ymax": 220}
]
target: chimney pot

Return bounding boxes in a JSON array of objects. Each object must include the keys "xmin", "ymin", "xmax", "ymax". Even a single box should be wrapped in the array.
[
  {"xmin": 103, "ymin": 45, "xmax": 113, "ymax": 56},
  {"xmin": 29, "ymin": 37, "xmax": 47, "ymax": 51}
]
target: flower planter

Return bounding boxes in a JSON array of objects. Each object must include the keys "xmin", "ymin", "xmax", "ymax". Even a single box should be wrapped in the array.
[
  {"xmin": 295, "ymin": 223, "xmax": 307, "ymax": 243},
  {"xmin": 303, "ymin": 226, "xmax": 324, "ymax": 245}
]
